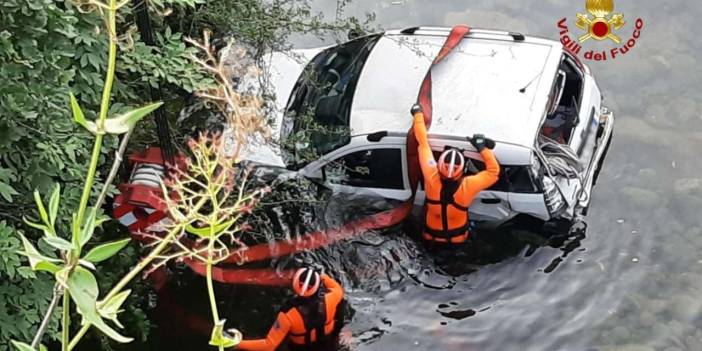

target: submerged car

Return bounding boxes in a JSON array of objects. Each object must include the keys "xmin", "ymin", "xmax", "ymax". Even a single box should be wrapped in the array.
[{"xmin": 244, "ymin": 26, "xmax": 614, "ymax": 223}]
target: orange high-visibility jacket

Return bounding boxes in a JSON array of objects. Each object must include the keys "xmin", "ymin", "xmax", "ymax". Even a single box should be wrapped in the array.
[
  {"xmin": 412, "ymin": 111, "xmax": 500, "ymax": 243},
  {"xmin": 236, "ymin": 274, "xmax": 343, "ymax": 351}
]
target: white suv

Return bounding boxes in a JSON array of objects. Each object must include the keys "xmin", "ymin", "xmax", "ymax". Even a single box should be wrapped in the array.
[{"xmin": 245, "ymin": 26, "xmax": 614, "ymax": 223}]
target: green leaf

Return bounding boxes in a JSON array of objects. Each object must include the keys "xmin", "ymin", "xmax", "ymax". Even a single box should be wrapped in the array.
[
  {"xmin": 33, "ymin": 189, "xmax": 50, "ymax": 228},
  {"xmin": 95, "ymin": 214, "xmax": 110, "ymax": 228},
  {"xmin": 67, "ymin": 266, "xmax": 133, "ymax": 343},
  {"xmin": 84, "ymin": 238, "xmax": 130, "ymax": 263},
  {"xmin": 0, "ymin": 182, "xmax": 19, "ymax": 202},
  {"xmin": 102, "ymin": 102, "xmax": 163, "ymax": 135},
  {"xmin": 79, "ymin": 259, "xmax": 96, "ymax": 270},
  {"xmin": 209, "ymin": 319, "xmax": 241, "ymax": 348},
  {"xmin": 23, "ymin": 217, "xmax": 50, "ymax": 235},
  {"xmin": 10, "ymin": 340, "xmax": 36, "ymax": 351},
  {"xmin": 98, "ymin": 289, "xmax": 131, "ymax": 329},
  {"xmin": 67, "ymin": 266, "xmax": 99, "ymax": 312},
  {"xmin": 17, "ymin": 233, "xmax": 62, "ymax": 274},
  {"xmin": 69, "ymin": 92, "xmax": 88, "ymax": 130},
  {"xmin": 48, "ymin": 183, "xmax": 60, "ymax": 227},
  {"xmin": 43, "ymin": 236, "xmax": 75, "ymax": 251},
  {"xmin": 75, "ymin": 209, "xmax": 97, "ymax": 249},
  {"xmin": 185, "ymin": 219, "xmax": 235, "ymax": 239}
]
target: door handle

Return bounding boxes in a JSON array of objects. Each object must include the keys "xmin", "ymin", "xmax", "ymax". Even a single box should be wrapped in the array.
[{"xmin": 481, "ymin": 198, "xmax": 501, "ymax": 204}]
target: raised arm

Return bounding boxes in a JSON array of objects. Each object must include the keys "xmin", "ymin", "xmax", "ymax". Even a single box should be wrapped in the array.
[
  {"xmin": 412, "ymin": 109, "xmax": 438, "ymax": 181},
  {"xmin": 461, "ymin": 148, "xmax": 500, "ymax": 195},
  {"xmin": 236, "ymin": 312, "xmax": 292, "ymax": 351}
]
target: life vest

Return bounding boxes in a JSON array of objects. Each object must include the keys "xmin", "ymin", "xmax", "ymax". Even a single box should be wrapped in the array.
[
  {"xmin": 285, "ymin": 290, "xmax": 336, "ymax": 348},
  {"xmin": 424, "ymin": 178, "xmax": 470, "ymax": 241}
]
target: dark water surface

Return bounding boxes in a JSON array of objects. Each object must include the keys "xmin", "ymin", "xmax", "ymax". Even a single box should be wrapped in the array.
[{"xmin": 151, "ymin": 2, "xmax": 702, "ymax": 351}]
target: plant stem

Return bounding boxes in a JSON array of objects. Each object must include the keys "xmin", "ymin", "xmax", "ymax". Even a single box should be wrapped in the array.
[
  {"xmin": 93, "ymin": 128, "xmax": 134, "ymax": 213},
  {"xmin": 31, "ymin": 284, "xmax": 64, "ymax": 349},
  {"xmin": 76, "ymin": 134, "xmax": 104, "ymax": 224},
  {"xmin": 76, "ymin": 0, "xmax": 118, "ymax": 227},
  {"xmin": 206, "ymin": 236, "xmax": 224, "ymax": 351},
  {"xmin": 65, "ymin": 3, "xmax": 118, "ymax": 347},
  {"xmin": 98, "ymin": 0, "xmax": 118, "ymax": 124},
  {"xmin": 61, "ymin": 290, "xmax": 71, "ymax": 351}
]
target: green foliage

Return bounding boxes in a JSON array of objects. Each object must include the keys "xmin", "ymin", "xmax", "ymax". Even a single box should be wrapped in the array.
[
  {"xmin": 0, "ymin": 222, "xmax": 58, "ymax": 349},
  {"xmin": 0, "ymin": 221, "xmax": 32, "ymax": 281},
  {"xmin": 67, "ymin": 267, "xmax": 131, "ymax": 343},
  {"xmin": 0, "ymin": 168, "xmax": 19, "ymax": 203},
  {"xmin": 10, "ymin": 341, "xmax": 47, "ymax": 351},
  {"xmin": 83, "ymin": 238, "xmax": 130, "ymax": 263},
  {"xmin": 209, "ymin": 319, "xmax": 241, "ymax": 348},
  {"xmin": 0, "ymin": 0, "xmax": 373, "ymax": 349},
  {"xmin": 120, "ymin": 28, "xmax": 213, "ymax": 94},
  {"xmin": 180, "ymin": 0, "xmax": 375, "ymax": 53},
  {"xmin": 0, "ymin": 267, "xmax": 57, "ymax": 351},
  {"xmin": 0, "ymin": 0, "xmax": 205, "ymax": 348}
]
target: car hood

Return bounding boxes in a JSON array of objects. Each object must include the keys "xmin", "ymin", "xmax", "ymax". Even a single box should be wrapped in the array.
[{"xmin": 238, "ymin": 48, "xmax": 324, "ymax": 168}]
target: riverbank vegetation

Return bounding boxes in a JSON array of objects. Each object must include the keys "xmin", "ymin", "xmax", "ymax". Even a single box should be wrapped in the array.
[{"xmin": 0, "ymin": 0, "xmax": 370, "ymax": 349}]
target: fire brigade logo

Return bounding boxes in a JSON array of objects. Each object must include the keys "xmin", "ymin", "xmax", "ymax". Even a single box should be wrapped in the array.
[
  {"xmin": 575, "ymin": 0, "xmax": 626, "ymax": 43},
  {"xmin": 556, "ymin": 0, "xmax": 643, "ymax": 61}
]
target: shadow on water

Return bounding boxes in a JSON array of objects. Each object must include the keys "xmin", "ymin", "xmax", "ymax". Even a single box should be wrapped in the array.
[{"xmin": 146, "ymin": 172, "xmax": 592, "ymax": 351}]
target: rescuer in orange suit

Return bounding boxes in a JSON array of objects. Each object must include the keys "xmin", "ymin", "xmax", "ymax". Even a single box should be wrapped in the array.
[
  {"xmin": 235, "ymin": 267, "xmax": 344, "ymax": 351},
  {"xmin": 411, "ymin": 103, "xmax": 500, "ymax": 244}
]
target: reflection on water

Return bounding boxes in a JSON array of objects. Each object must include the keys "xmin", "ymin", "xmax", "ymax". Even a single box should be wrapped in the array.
[{"xmin": 148, "ymin": 1, "xmax": 702, "ymax": 350}]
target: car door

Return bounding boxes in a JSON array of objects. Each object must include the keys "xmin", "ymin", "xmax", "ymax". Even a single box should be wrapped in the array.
[{"xmin": 302, "ymin": 140, "xmax": 412, "ymax": 200}]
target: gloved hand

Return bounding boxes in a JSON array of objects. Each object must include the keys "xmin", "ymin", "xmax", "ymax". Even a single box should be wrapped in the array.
[
  {"xmin": 469, "ymin": 134, "xmax": 487, "ymax": 151},
  {"xmin": 309, "ymin": 262, "xmax": 325, "ymax": 275},
  {"xmin": 468, "ymin": 134, "xmax": 495, "ymax": 151},
  {"xmin": 410, "ymin": 103, "xmax": 423, "ymax": 116}
]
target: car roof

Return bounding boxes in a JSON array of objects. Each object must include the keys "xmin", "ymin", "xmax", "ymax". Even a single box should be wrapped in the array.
[{"xmin": 349, "ymin": 27, "xmax": 564, "ymax": 150}]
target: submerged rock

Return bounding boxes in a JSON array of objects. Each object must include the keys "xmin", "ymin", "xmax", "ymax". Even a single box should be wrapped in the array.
[
  {"xmin": 601, "ymin": 344, "xmax": 655, "ymax": 351},
  {"xmin": 611, "ymin": 325, "xmax": 631, "ymax": 343},
  {"xmin": 667, "ymin": 294, "xmax": 702, "ymax": 322},
  {"xmin": 642, "ymin": 298, "xmax": 667, "ymax": 314},
  {"xmin": 619, "ymin": 187, "xmax": 661, "ymax": 209},
  {"xmin": 669, "ymin": 195, "xmax": 702, "ymax": 226},
  {"xmin": 639, "ymin": 310, "xmax": 656, "ymax": 327},
  {"xmin": 678, "ymin": 272, "xmax": 702, "ymax": 292},
  {"xmin": 673, "ymin": 178, "xmax": 702, "ymax": 195}
]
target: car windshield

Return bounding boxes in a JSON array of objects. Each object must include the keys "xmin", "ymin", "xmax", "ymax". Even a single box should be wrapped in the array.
[{"xmin": 281, "ymin": 34, "xmax": 381, "ymax": 169}]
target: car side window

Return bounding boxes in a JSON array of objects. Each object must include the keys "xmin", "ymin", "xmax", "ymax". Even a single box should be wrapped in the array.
[{"xmin": 325, "ymin": 148, "xmax": 404, "ymax": 190}]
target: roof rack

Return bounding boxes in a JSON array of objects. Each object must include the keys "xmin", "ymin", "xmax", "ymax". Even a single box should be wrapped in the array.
[
  {"xmin": 399, "ymin": 26, "xmax": 526, "ymax": 41},
  {"xmin": 509, "ymin": 32, "xmax": 525, "ymax": 41},
  {"xmin": 399, "ymin": 26, "xmax": 420, "ymax": 34}
]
